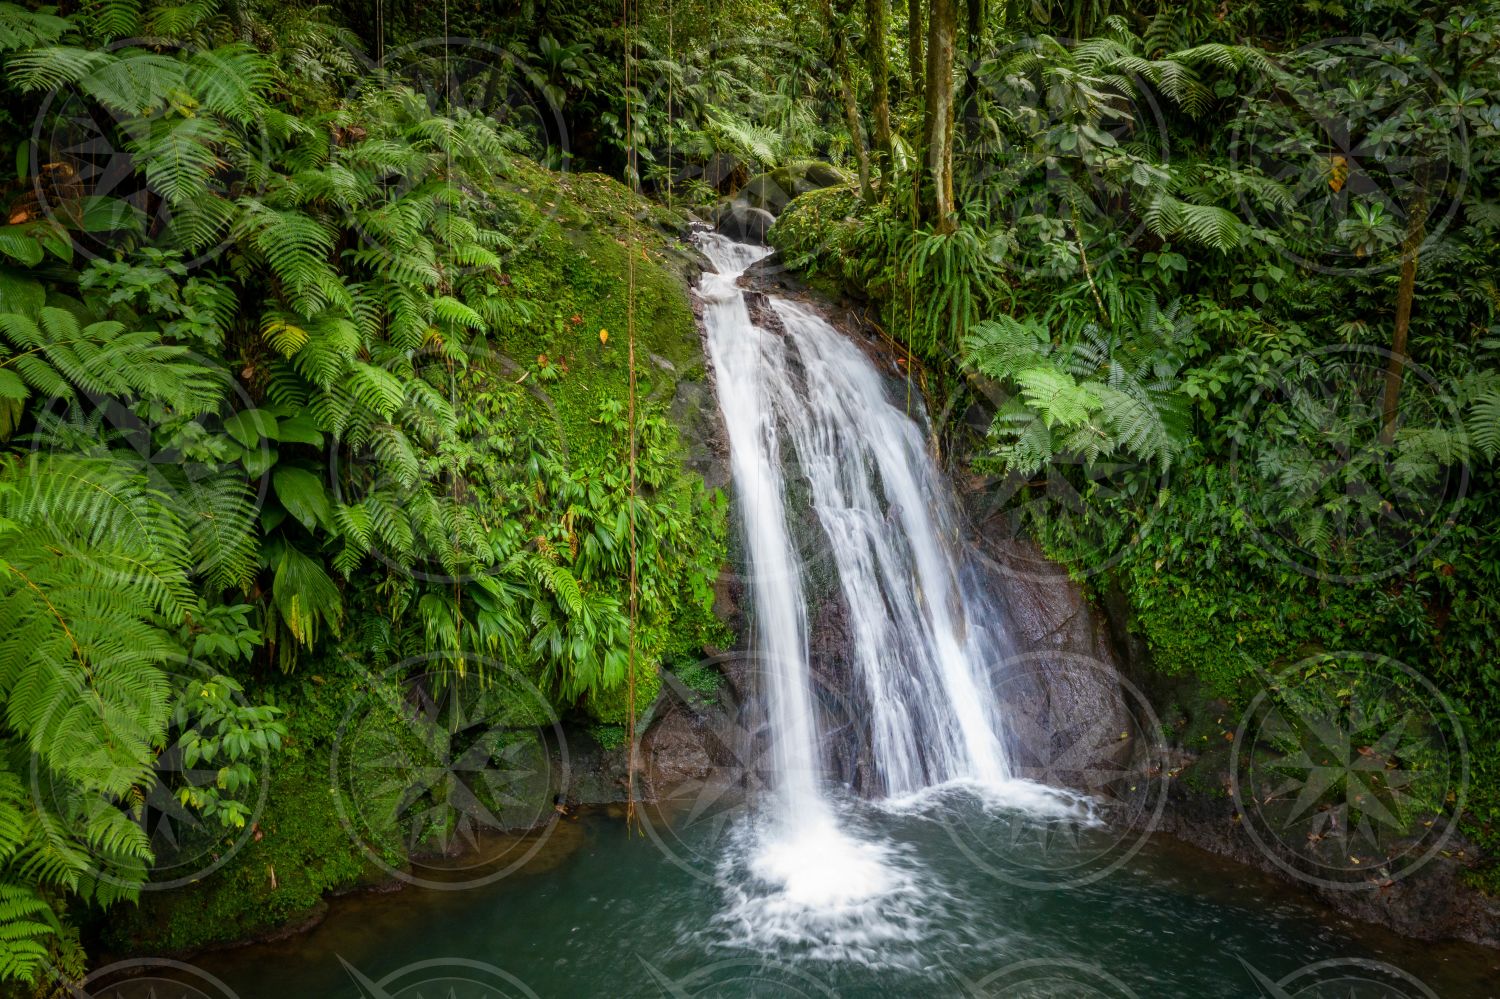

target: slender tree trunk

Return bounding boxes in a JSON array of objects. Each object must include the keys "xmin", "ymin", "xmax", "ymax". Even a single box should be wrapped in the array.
[
  {"xmin": 827, "ymin": 0, "xmax": 872, "ymax": 201},
  {"xmin": 963, "ymin": 0, "xmax": 983, "ymax": 114},
  {"xmin": 908, "ymin": 0, "xmax": 924, "ymax": 101},
  {"xmin": 865, "ymin": 0, "xmax": 894, "ymax": 183},
  {"xmin": 1380, "ymin": 191, "xmax": 1427, "ymax": 445},
  {"xmin": 922, "ymin": 0, "xmax": 957, "ymax": 231}
]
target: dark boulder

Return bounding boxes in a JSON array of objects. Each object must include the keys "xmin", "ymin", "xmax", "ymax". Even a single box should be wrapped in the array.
[
  {"xmin": 710, "ymin": 201, "xmax": 776, "ymax": 244},
  {"xmin": 737, "ymin": 162, "xmax": 849, "ymax": 215}
]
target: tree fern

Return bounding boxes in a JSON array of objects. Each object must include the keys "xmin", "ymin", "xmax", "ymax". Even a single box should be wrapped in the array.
[
  {"xmin": 0, "ymin": 308, "xmax": 223, "ymax": 419},
  {"xmin": 965, "ymin": 302, "xmax": 1192, "ymax": 474},
  {"xmin": 0, "ymin": 4, "xmax": 69, "ymax": 53}
]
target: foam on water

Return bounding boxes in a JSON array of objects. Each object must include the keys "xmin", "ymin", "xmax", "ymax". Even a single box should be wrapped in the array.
[
  {"xmin": 879, "ymin": 777, "xmax": 1101, "ymax": 825},
  {"xmin": 704, "ymin": 812, "xmax": 943, "ymax": 968},
  {"xmin": 694, "ymin": 230, "xmax": 1040, "ymax": 963}
]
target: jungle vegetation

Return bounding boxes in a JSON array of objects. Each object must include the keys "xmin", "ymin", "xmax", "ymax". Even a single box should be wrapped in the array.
[{"xmin": 0, "ymin": 0, "xmax": 1495, "ymax": 987}]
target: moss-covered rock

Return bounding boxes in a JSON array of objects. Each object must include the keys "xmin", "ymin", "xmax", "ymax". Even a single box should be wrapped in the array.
[{"xmin": 103, "ymin": 158, "xmax": 731, "ymax": 957}]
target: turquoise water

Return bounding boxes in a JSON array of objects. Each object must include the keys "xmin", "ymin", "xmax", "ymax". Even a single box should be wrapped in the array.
[{"xmin": 172, "ymin": 792, "xmax": 1497, "ymax": 998}]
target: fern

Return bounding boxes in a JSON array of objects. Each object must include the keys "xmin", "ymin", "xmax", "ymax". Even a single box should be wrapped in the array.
[
  {"xmin": 0, "ymin": 4, "xmax": 69, "ymax": 53},
  {"xmin": 966, "ymin": 302, "xmax": 1192, "ymax": 473}
]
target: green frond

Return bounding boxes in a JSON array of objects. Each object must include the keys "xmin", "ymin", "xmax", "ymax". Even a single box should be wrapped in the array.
[{"xmin": 0, "ymin": 3, "xmax": 69, "ymax": 52}]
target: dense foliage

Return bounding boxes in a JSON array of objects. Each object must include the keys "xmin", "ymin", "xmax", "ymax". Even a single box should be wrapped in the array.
[
  {"xmin": 766, "ymin": 0, "xmax": 1500, "ymax": 886},
  {"xmin": 0, "ymin": 0, "xmax": 728, "ymax": 983},
  {"xmin": 0, "ymin": 0, "xmax": 1497, "ymax": 986}
]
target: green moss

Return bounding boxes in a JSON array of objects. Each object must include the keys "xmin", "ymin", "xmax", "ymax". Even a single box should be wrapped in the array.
[
  {"xmin": 107, "ymin": 159, "xmax": 733, "ymax": 954},
  {"xmin": 102, "ymin": 754, "xmax": 371, "ymax": 953},
  {"xmin": 588, "ymin": 723, "xmax": 626, "ymax": 751},
  {"xmin": 585, "ymin": 654, "xmax": 662, "ymax": 725},
  {"xmin": 669, "ymin": 659, "xmax": 724, "ymax": 700}
]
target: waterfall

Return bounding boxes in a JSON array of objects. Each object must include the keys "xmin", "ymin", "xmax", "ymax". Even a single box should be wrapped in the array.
[
  {"xmin": 694, "ymin": 234, "xmax": 1029, "ymax": 955},
  {"xmin": 697, "ymin": 232, "xmax": 1014, "ymax": 809}
]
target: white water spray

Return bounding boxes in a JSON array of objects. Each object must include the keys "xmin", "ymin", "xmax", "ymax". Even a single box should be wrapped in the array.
[{"xmin": 695, "ymin": 233, "xmax": 1027, "ymax": 952}]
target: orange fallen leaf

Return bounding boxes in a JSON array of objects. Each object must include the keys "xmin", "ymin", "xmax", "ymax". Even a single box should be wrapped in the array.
[{"xmin": 1329, "ymin": 155, "xmax": 1349, "ymax": 192}]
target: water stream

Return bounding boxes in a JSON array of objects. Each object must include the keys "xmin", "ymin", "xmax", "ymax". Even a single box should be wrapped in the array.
[
  {"xmin": 172, "ymin": 237, "xmax": 1500, "ymax": 997},
  {"xmin": 694, "ymin": 232, "xmax": 1107, "ymax": 961}
]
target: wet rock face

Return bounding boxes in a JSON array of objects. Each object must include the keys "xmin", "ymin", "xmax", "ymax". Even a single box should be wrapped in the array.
[
  {"xmin": 639, "ymin": 702, "xmax": 722, "ymax": 799},
  {"xmin": 742, "ymin": 289, "xmax": 784, "ymax": 334},
  {"xmin": 709, "ymin": 162, "xmax": 847, "ymax": 243},
  {"xmin": 710, "ymin": 201, "xmax": 775, "ymax": 244}
]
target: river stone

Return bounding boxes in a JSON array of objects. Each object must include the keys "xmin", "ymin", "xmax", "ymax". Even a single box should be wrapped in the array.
[
  {"xmin": 710, "ymin": 201, "xmax": 775, "ymax": 244},
  {"xmin": 736, "ymin": 162, "xmax": 849, "ymax": 216}
]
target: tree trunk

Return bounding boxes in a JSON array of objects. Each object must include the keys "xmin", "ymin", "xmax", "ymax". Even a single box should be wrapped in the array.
[
  {"xmin": 1380, "ymin": 191, "xmax": 1427, "ymax": 445},
  {"xmin": 827, "ymin": 0, "xmax": 873, "ymax": 201},
  {"xmin": 865, "ymin": 0, "xmax": 894, "ymax": 183},
  {"xmin": 963, "ymin": 0, "xmax": 984, "ymax": 113},
  {"xmin": 922, "ymin": 0, "xmax": 957, "ymax": 231},
  {"xmin": 908, "ymin": 0, "xmax": 924, "ymax": 101}
]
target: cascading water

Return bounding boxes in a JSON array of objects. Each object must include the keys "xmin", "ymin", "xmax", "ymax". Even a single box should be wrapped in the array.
[
  {"xmin": 695, "ymin": 232, "xmax": 1053, "ymax": 959},
  {"xmin": 697, "ymin": 232, "xmax": 1016, "ymax": 803}
]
